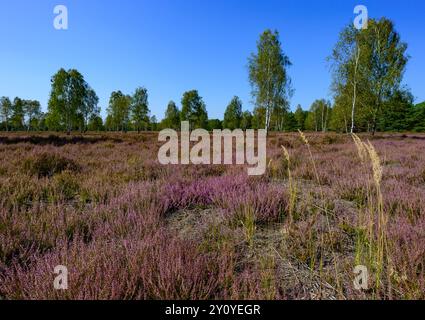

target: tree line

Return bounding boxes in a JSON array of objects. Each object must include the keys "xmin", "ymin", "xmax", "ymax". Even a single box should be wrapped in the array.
[
  {"xmin": 1, "ymin": 17, "xmax": 424, "ymax": 133},
  {"xmin": 0, "ymin": 97, "xmax": 41, "ymax": 131}
]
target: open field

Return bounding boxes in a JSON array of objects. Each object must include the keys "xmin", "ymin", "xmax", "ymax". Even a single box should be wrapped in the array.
[{"xmin": 0, "ymin": 132, "xmax": 424, "ymax": 299}]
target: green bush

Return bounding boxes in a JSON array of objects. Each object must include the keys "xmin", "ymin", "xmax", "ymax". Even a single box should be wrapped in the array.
[
  {"xmin": 23, "ymin": 153, "xmax": 80, "ymax": 178},
  {"xmin": 51, "ymin": 171, "xmax": 81, "ymax": 201}
]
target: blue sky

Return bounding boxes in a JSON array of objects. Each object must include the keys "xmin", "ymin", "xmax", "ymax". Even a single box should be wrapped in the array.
[{"xmin": 0, "ymin": 0, "xmax": 424, "ymax": 120}]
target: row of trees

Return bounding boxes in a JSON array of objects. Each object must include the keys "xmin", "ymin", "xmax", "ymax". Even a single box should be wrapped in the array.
[
  {"xmin": 0, "ymin": 97, "xmax": 42, "ymax": 131},
  {"xmin": 1, "ymin": 17, "xmax": 424, "ymax": 133},
  {"xmin": 105, "ymin": 88, "xmax": 151, "ymax": 132},
  {"xmin": 299, "ymin": 95, "xmax": 425, "ymax": 133},
  {"xmin": 2, "ymin": 88, "xmax": 424, "ymax": 133}
]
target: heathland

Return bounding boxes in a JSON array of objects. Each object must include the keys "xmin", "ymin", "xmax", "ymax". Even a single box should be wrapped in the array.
[{"xmin": 0, "ymin": 131, "xmax": 424, "ymax": 299}]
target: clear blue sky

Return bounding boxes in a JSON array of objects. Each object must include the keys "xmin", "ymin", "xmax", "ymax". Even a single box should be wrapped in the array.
[{"xmin": 0, "ymin": 0, "xmax": 424, "ymax": 120}]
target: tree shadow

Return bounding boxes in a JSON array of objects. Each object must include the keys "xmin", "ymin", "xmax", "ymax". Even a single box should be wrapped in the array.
[{"xmin": 0, "ymin": 134, "xmax": 123, "ymax": 146}]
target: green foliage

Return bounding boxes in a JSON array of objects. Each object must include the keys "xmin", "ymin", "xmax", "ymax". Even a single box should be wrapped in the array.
[
  {"xmin": 329, "ymin": 18, "xmax": 409, "ymax": 133},
  {"xmin": 162, "ymin": 100, "xmax": 180, "ymax": 130},
  {"xmin": 207, "ymin": 119, "xmax": 222, "ymax": 131},
  {"xmin": 25, "ymin": 100, "xmax": 42, "ymax": 131},
  {"xmin": 104, "ymin": 115, "xmax": 114, "ymax": 131},
  {"xmin": 149, "ymin": 115, "xmax": 158, "ymax": 131},
  {"xmin": 88, "ymin": 115, "xmax": 104, "ymax": 131},
  {"xmin": 131, "ymin": 87, "xmax": 150, "ymax": 132},
  {"xmin": 408, "ymin": 101, "xmax": 425, "ymax": 132},
  {"xmin": 223, "ymin": 96, "xmax": 242, "ymax": 129},
  {"xmin": 107, "ymin": 90, "xmax": 132, "ymax": 132},
  {"xmin": 52, "ymin": 170, "xmax": 80, "ymax": 201},
  {"xmin": 282, "ymin": 112, "xmax": 298, "ymax": 132},
  {"xmin": 305, "ymin": 99, "xmax": 331, "ymax": 132},
  {"xmin": 248, "ymin": 29, "xmax": 292, "ymax": 132},
  {"xmin": 23, "ymin": 153, "xmax": 80, "ymax": 178},
  {"xmin": 0, "ymin": 96, "xmax": 12, "ymax": 131},
  {"xmin": 47, "ymin": 68, "xmax": 98, "ymax": 133},
  {"xmin": 181, "ymin": 90, "xmax": 208, "ymax": 129},
  {"xmin": 240, "ymin": 111, "xmax": 253, "ymax": 130},
  {"xmin": 80, "ymin": 87, "xmax": 99, "ymax": 132},
  {"xmin": 378, "ymin": 89, "xmax": 413, "ymax": 131},
  {"xmin": 10, "ymin": 97, "xmax": 25, "ymax": 130},
  {"xmin": 294, "ymin": 105, "xmax": 307, "ymax": 130},
  {"xmin": 35, "ymin": 113, "xmax": 48, "ymax": 131},
  {"xmin": 365, "ymin": 19, "xmax": 409, "ymax": 133},
  {"xmin": 252, "ymin": 106, "xmax": 266, "ymax": 130}
]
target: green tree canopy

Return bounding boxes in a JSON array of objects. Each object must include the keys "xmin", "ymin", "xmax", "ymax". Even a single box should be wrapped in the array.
[
  {"xmin": 223, "ymin": 96, "xmax": 243, "ymax": 129},
  {"xmin": 329, "ymin": 18, "xmax": 409, "ymax": 133},
  {"xmin": 207, "ymin": 119, "xmax": 222, "ymax": 131},
  {"xmin": 306, "ymin": 99, "xmax": 331, "ymax": 132},
  {"xmin": 47, "ymin": 68, "xmax": 97, "ymax": 134},
  {"xmin": 80, "ymin": 87, "xmax": 99, "ymax": 132},
  {"xmin": 408, "ymin": 101, "xmax": 425, "ymax": 132},
  {"xmin": 11, "ymin": 97, "xmax": 25, "ymax": 130},
  {"xmin": 240, "ymin": 110, "xmax": 253, "ymax": 130},
  {"xmin": 131, "ymin": 87, "xmax": 150, "ymax": 132},
  {"xmin": 24, "ymin": 100, "xmax": 42, "ymax": 131},
  {"xmin": 0, "ymin": 97, "xmax": 12, "ymax": 131},
  {"xmin": 107, "ymin": 90, "xmax": 132, "ymax": 132},
  {"xmin": 181, "ymin": 90, "xmax": 208, "ymax": 129},
  {"xmin": 162, "ymin": 100, "xmax": 180, "ymax": 130},
  {"xmin": 378, "ymin": 88, "xmax": 413, "ymax": 131},
  {"xmin": 248, "ymin": 29, "xmax": 292, "ymax": 133},
  {"xmin": 294, "ymin": 104, "xmax": 307, "ymax": 130},
  {"xmin": 88, "ymin": 115, "xmax": 104, "ymax": 131}
]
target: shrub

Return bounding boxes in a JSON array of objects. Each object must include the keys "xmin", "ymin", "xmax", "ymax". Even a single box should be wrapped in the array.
[
  {"xmin": 23, "ymin": 153, "xmax": 81, "ymax": 178},
  {"xmin": 52, "ymin": 171, "xmax": 80, "ymax": 201}
]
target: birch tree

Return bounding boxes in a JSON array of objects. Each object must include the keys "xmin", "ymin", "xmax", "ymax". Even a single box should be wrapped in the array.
[
  {"xmin": 24, "ymin": 100, "xmax": 41, "ymax": 131},
  {"xmin": 107, "ymin": 91, "xmax": 131, "ymax": 132},
  {"xmin": 329, "ymin": 25, "xmax": 366, "ymax": 134},
  {"xmin": 47, "ymin": 69, "xmax": 93, "ymax": 134},
  {"xmin": 248, "ymin": 29, "xmax": 292, "ymax": 134},
  {"xmin": 365, "ymin": 18, "xmax": 409, "ymax": 134},
  {"xmin": 329, "ymin": 18, "xmax": 408, "ymax": 134},
  {"xmin": 131, "ymin": 87, "xmax": 150, "ymax": 132},
  {"xmin": 0, "ymin": 97, "xmax": 12, "ymax": 131}
]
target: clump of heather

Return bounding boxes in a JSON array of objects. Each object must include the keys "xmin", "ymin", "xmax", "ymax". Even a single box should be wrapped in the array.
[
  {"xmin": 0, "ymin": 230, "xmax": 234, "ymax": 300},
  {"xmin": 161, "ymin": 174, "xmax": 288, "ymax": 223},
  {"xmin": 387, "ymin": 215, "xmax": 425, "ymax": 299},
  {"xmin": 23, "ymin": 151, "xmax": 81, "ymax": 178}
]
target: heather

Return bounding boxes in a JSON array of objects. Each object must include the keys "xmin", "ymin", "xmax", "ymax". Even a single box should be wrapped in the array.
[{"xmin": 0, "ymin": 132, "xmax": 424, "ymax": 299}]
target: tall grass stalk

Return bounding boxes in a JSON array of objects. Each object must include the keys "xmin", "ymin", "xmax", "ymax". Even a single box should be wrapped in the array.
[
  {"xmin": 297, "ymin": 131, "xmax": 343, "ymax": 298},
  {"xmin": 240, "ymin": 205, "xmax": 256, "ymax": 248},
  {"xmin": 281, "ymin": 146, "xmax": 297, "ymax": 226},
  {"xmin": 352, "ymin": 134, "xmax": 389, "ymax": 297}
]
